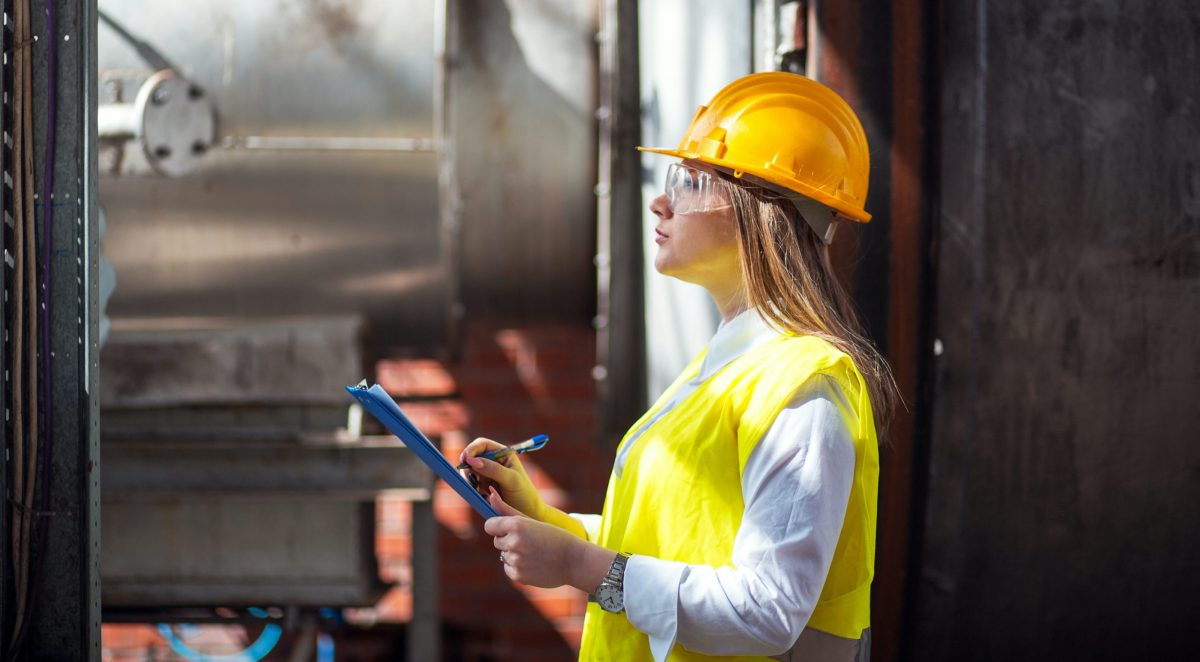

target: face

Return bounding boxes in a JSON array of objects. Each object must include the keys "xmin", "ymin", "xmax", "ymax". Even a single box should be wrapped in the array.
[{"xmin": 649, "ymin": 160, "xmax": 741, "ymax": 290}]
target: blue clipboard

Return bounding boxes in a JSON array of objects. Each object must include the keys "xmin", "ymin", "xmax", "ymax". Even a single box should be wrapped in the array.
[{"xmin": 346, "ymin": 383, "xmax": 499, "ymax": 520}]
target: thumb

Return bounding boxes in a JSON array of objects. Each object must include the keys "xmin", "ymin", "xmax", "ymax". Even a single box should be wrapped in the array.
[{"xmin": 489, "ymin": 486, "xmax": 525, "ymax": 518}]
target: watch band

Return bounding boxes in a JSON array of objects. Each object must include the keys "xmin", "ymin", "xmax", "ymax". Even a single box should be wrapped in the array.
[
  {"xmin": 604, "ymin": 551, "xmax": 631, "ymax": 588},
  {"xmin": 593, "ymin": 552, "xmax": 632, "ymax": 613}
]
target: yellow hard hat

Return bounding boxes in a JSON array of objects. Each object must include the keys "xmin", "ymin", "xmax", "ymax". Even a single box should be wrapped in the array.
[{"xmin": 639, "ymin": 72, "xmax": 872, "ymax": 222}]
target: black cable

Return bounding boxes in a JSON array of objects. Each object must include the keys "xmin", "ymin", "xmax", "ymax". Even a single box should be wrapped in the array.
[
  {"xmin": 97, "ymin": 8, "xmax": 178, "ymax": 73},
  {"xmin": 7, "ymin": 0, "xmax": 56, "ymax": 657}
]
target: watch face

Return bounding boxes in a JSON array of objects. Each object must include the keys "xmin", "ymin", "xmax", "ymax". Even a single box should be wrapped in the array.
[{"xmin": 596, "ymin": 583, "xmax": 624, "ymax": 613}]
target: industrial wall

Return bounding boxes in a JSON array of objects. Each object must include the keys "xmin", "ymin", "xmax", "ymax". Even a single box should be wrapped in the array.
[
  {"xmin": 909, "ymin": 1, "xmax": 1200, "ymax": 659},
  {"xmin": 451, "ymin": 0, "xmax": 598, "ymax": 324}
]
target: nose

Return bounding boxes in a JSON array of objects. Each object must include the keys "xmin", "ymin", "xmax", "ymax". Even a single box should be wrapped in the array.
[{"xmin": 650, "ymin": 193, "xmax": 672, "ymax": 220}]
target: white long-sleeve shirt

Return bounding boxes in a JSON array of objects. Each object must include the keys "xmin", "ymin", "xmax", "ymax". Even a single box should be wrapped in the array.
[{"xmin": 574, "ymin": 310, "xmax": 864, "ymax": 660}]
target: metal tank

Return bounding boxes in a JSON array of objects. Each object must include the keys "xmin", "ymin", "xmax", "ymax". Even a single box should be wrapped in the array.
[
  {"xmin": 448, "ymin": 0, "xmax": 598, "ymax": 324},
  {"xmin": 96, "ymin": 5, "xmax": 599, "ymax": 654},
  {"xmin": 98, "ymin": 0, "xmax": 446, "ymax": 351},
  {"xmin": 98, "ymin": 0, "xmax": 600, "ymax": 351}
]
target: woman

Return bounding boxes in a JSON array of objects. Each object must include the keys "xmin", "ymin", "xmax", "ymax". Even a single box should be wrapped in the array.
[{"xmin": 461, "ymin": 72, "xmax": 897, "ymax": 661}]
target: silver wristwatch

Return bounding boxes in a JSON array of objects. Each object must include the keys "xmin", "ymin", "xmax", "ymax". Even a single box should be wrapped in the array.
[{"xmin": 594, "ymin": 552, "xmax": 632, "ymax": 613}]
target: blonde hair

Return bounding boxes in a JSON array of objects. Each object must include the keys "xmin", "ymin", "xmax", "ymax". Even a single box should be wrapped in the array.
[{"xmin": 723, "ymin": 177, "xmax": 899, "ymax": 441}]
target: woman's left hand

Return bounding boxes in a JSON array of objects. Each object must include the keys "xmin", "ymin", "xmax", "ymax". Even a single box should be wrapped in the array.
[{"xmin": 484, "ymin": 487, "xmax": 614, "ymax": 591}]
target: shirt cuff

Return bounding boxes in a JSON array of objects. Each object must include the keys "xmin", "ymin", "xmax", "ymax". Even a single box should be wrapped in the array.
[
  {"xmin": 624, "ymin": 555, "xmax": 688, "ymax": 662},
  {"xmin": 567, "ymin": 513, "xmax": 602, "ymax": 543}
]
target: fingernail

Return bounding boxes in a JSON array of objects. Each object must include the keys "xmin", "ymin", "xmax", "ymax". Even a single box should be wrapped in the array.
[
  {"xmin": 489, "ymin": 486, "xmax": 498, "ymax": 497},
  {"xmin": 466, "ymin": 456, "xmax": 481, "ymax": 467}
]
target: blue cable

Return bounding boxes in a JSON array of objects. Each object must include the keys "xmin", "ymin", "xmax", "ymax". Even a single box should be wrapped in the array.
[{"xmin": 156, "ymin": 619, "xmax": 282, "ymax": 662}]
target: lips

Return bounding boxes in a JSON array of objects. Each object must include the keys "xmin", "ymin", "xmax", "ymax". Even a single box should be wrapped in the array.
[{"xmin": 655, "ymin": 228, "xmax": 668, "ymax": 244}]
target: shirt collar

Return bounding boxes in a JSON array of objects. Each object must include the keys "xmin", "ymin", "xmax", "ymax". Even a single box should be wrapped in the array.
[{"xmin": 695, "ymin": 309, "xmax": 785, "ymax": 381}]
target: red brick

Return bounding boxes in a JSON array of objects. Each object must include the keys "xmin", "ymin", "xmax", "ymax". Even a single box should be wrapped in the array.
[
  {"xmin": 375, "ymin": 532, "xmax": 411, "ymax": 559},
  {"xmin": 376, "ymin": 358, "xmax": 457, "ymax": 397},
  {"xmin": 369, "ymin": 322, "xmax": 603, "ymax": 658}
]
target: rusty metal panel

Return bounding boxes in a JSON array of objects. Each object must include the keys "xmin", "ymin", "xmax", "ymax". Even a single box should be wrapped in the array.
[{"xmin": 911, "ymin": 1, "xmax": 1200, "ymax": 659}]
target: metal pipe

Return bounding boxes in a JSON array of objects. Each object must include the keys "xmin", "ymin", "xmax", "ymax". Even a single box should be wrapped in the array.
[
  {"xmin": 220, "ymin": 135, "xmax": 436, "ymax": 153},
  {"xmin": 96, "ymin": 103, "xmax": 139, "ymax": 139}
]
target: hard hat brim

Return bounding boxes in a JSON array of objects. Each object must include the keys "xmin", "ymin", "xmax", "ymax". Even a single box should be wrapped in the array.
[{"xmin": 636, "ymin": 146, "xmax": 872, "ymax": 223}]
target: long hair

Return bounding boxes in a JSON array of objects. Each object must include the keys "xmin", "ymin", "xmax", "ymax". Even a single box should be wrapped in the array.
[{"xmin": 722, "ymin": 177, "xmax": 899, "ymax": 441}]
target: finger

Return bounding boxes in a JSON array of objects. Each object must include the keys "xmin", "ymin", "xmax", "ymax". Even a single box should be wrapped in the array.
[
  {"xmin": 489, "ymin": 486, "xmax": 525, "ymax": 518},
  {"xmin": 484, "ymin": 516, "xmax": 505, "ymax": 536},
  {"xmin": 464, "ymin": 455, "xmax": 519, "ymax": 488},
  {"xmin": 483, "ymin": 514, "xmax": 522, "ymax": 536},
  {"xmin": 472, "ymin": 476, "xmax": 496, "ymax": 498},
  {"xmin": 461, "ymin": 437, "xmax": 506, "ymax": 463}
]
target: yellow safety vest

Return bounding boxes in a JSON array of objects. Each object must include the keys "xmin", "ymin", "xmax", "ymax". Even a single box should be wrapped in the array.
[{"xmin": 578, "ymin": 334, "xmax": 878, "ymax": 661}]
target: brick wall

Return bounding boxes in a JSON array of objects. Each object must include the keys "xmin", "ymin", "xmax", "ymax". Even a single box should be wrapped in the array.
[{"xmin": 372, "ymin": 322, "xmax": 609, "ymax": 660}]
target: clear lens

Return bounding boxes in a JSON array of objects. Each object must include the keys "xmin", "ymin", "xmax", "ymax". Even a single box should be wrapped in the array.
[{"xmin": 665, "ymin": 163, "xmax": 731, "ymax": 214}]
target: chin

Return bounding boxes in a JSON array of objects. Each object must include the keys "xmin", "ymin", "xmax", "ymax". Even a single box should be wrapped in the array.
[{"xmin": 653, "ymin": 254, "xmax": 678, "ymax": 277}]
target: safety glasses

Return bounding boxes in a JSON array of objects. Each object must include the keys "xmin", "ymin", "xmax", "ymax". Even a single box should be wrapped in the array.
[{"xmin": 664, "ymin": 162, "xmax": 733, "ymax": 215}]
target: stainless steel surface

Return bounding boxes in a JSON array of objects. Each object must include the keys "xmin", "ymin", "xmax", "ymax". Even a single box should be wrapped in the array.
[
  {"xmin": 98, "ymin": 0, "xmax": 434, "ymax": 140},
  {"xmin": 102, "ymin": 498, "xmax": 385, "ymax": 607},
  {"xmin": 100, "ymin": 316, "xmax": 363, "ymax": 409},
  {"xmin": 98, "ymin": 315, "xmax": 432, "ymax": 610},
  {"xmin": 221, "ymin": 135, "xmax": 435, "ymax": 152},
  {"xmin": 100, "ymin": 150, "xmax": 446, "ymax": 350},
  {"xmin": 102, "ymin": 438, "xmax": 432, "ymax": 497},
  {"xmin": 451, "ymin": 0, "xmax": 598, "ymax": 320},
  {"xmin": 98, "ymin": 0, "xmax": 445, "ymax": 350}
]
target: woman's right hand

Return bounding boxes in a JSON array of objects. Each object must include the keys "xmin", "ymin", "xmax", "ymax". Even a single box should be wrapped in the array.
[{"xmin": 459, "ymin": 437, "xmax": 546, "ymax": 520}]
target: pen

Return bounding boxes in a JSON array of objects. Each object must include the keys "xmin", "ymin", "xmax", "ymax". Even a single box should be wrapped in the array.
[{"xmin": 456, "ymin": 434, "xmax": 550, "ymax": 471}]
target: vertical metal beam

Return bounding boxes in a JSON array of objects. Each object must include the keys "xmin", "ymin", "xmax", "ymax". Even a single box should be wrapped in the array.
[
  {"xmin": 435, "ymin": 0, "xmax": 465, "ymax": 360},
  {"xmin": 815, "ymin": 2, "xmax": 934, "ymax": 660},
  {"xmin": 24, "ymin": 0, "xmax": 100, "ymax": 658},
  {"xmin": 408, "ymin": 499, "xmax": 440, "ymax": 660},
  {"xmin": 0, "ymin": 0, "xmax": 13, "ymax": 644},
  {"xmin": 875, "ymin": 1, "xmax": 934, "ymax": 660},
  {"xmin": 595, "ymin": 0, "xmax": 645, "ymax": 443}
]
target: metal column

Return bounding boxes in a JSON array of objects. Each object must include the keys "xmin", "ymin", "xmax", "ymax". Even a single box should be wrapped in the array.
[
  {"xmin": 5, "ymin": 0, "xmax": 100, "ymax": 658},
  {"xmin": 595, "ymin": 0, "xmax": 645, "ymax": 443}
]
